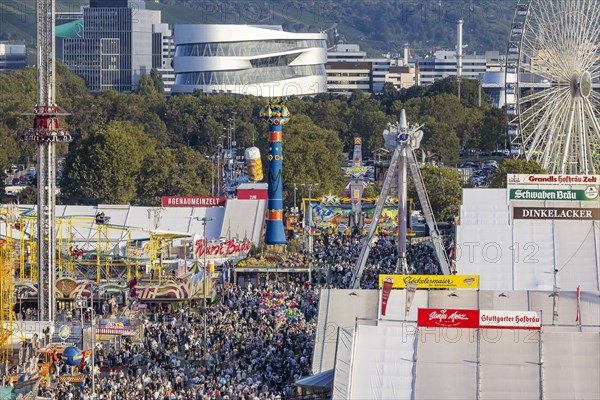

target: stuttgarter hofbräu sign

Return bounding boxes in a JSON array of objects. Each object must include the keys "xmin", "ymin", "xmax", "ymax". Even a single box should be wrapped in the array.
[{"xmin": 417, "ymin": 308, "xmax": 541, "ymax": 330}]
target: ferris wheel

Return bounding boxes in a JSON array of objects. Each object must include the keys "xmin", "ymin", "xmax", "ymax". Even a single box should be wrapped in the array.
[{"xmin": 504, "ymin": 0, "xmax": 600, "ymax": 174}]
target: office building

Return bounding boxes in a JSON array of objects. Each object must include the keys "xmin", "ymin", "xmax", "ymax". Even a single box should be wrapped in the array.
[
  {"xmin": 325, "ymin": 61, "xmax": 372, "ymax": 95},
  {"xmin": 0, "ymin": 43, "xmax": 26, "ymax": 72},
  {"xmin": 416, "ymin": 50, "xmax": 502, "ymax": 85},
  {"xmin": 62, "ymin": 0, "xmax": 174, "ymax": 92},
  {"xmin": 326, "ymin": 44, "xmax": 417, "ymax": 95},
  {"xmin": 171, "ymin": 25, "xmax": 327, "ymax": 96}
]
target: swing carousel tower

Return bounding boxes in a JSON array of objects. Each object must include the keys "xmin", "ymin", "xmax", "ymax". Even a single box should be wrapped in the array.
[{"xmin": 21, "ymin": 0, "xmax": 72, "ymax": 323}]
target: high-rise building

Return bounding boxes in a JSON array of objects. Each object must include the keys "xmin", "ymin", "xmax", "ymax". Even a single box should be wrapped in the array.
[
  {"xmin": 171, "ymin": 25, "xmax": 327, "ymax": 96},
  {"xmin": 0, "ymin": 43, "xmax": 27, "ymax": 72},
  {"xmin": 62, "ymin": 0, "xmax": 173, "ymax": 92}
]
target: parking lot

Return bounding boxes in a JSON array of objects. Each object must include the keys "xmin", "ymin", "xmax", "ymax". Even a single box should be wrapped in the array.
[{"xmin": 457, "ymin": 159, "xmax": 499, "ymax": 187}]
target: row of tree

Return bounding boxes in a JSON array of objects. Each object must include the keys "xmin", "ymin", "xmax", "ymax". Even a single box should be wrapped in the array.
[{"xmin": 0, "ymin": 62, "xmax": 539, "ymax": 220}]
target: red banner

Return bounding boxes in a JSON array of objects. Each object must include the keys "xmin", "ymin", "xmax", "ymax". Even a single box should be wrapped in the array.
[
  {"xmin": 417, "ymin": 308, "xmax": 480, "ymax": 328},
  {"xmin": 161, "ymin": 196, "xmax": 226, "ymax": 207},
  {"xmin": 381, "ymin": 276, "xmax": 394, "ymax": 316}
]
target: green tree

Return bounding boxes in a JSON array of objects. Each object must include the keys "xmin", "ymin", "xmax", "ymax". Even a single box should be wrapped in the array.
[
  {"xmin": 362, "ymin": 182, "xmax": 381, "ymax": 198},
  {"xmin": 135, "ymin": 147, "xmax": 211, "ymax": 205},
  {"xmin": 489, "ymin": 159, "xmax": 545, "ymax": 188},
  {"xmin": 480, "ymin": 108, "xmax": 506, "ymax": 152},
  {"xmin": 150, "ymin": 68, "xmax": 165, "ymax": 94},
  {"xmin": 16, "ymin": 186, "xmax": 36, "ymax": 204},
  {"xmin": 420, "ymin": 117, "xmax": 461, "ymax": 166},
  {"xmin": 62, "ymin": 121, "xmax": 152, "ymax": 204},
  {"xmin": 0, "ymin": 124, "xmax": 20, "ymax": 170},
  {"xmin": 136, "ymin": 74, "xmax": 158, "ymax": 97},
  {"xmin": 278, "ymin": 114, "xmax": 346, "ymax": 206},
  {"xmin": 427, "ymin": 77, "xmax": 489, "ymax": 109},
  {"xmin": 409, "ymin": 165, "xmax": 462, "ymax": 221},
  {"xmin": 344, "ymin": 91, "xmax": 391, "ymax": 155}
]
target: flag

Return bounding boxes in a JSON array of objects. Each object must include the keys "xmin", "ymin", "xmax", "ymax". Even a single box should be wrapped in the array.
[
  {"xmin": 448, "ymin": 240, "xmax": 455, "ymax": 261},
  {"xmin": 576, "ymin": 286, "xmax": 581, "ymax": 323},
  {"xmin": 381, "ymin": 276, "xmax": 394, "ymax": 316},
  {"xmin": 552, "ymin": 285, "xmax": 560, "ymax": 323},
  {"xmin": 405, "ymin": 283, "xmax": 417, "ymax": 319},
  {"xmin": 191, "ymin": 262, "xmax": 204, "ymax": 286}
]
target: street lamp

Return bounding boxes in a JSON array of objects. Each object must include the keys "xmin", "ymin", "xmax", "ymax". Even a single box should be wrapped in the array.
[
  {"xmin": 195, "ymin": 216, "xmax": 213, "ymax": 353},
  {"xmin": 75, "ymin": 295, "xmax": 85, "ymax": 350},
  {"xmin": 88, "ymin": 283, "xmax": 104, "ymax": 399},
  {"xmin": 300, "ymin": 183, "xmax": 319, "ymax": 254}
]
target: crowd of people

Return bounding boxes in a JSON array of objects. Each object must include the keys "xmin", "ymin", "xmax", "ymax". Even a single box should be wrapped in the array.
[
  {"xmin": 37, "ymin": 282, "xmax": 318, "ymax": 400},
  {"xmin": 29, "ymin": 231, "xmax": 448, "ymax": 399},
  {"xmin": 311, "ymin": 233, "xmax": 445, "ymax": 289}
]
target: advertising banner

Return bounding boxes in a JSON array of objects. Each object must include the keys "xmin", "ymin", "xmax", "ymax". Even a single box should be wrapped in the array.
[
  {"xmin": 161, "ymin": 196, "xmax": 226, "ymax": 207},
  {"xmin": 305, "ymin": 197, "xmax": 400, "ymax": 234},
  {"xmin": 510, "ymin": 188, "xmax": 598, "ymax": 201},
  {"xmin": 418, "ymin": 309, "xmax": 542, "ymax": 330},
  {"xmin": 381, "ymin": 276, "xmax": 394, "ymax": 316},
  {"xmin": 507, "ymin": 174, "xmax": 599, "ymax": 186},
  {"xmin": 194, "ymin": 238, "xmax": 252, "ymax": 260},
  {"xmin": 479, "ymin": 310, "xmax": 541, "ymax": 330},
  {"xmin": 378, "ymin": 274, "xmax": 479, "ymax": 289},
  {"xmin": 417, "ymin": 308, "xmax": 480, "ymax": 328},
  {"xmin": 513, "ymin": 207, "xmax": 600, "ymax": 221}
]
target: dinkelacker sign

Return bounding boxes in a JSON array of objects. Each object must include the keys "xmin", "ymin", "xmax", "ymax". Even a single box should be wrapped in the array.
[
  {"xmin": 417, "ymin": 308, "xmax": 541, "ymax": 330},
  {"xmin": 513, "ymin": 207, "xmax": 600, "ymax": 220}
]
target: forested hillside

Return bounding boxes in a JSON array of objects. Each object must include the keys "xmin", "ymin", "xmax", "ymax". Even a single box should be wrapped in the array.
[
  {"xmin": 154, "ymin": 0, "xmax": 516, "ymax": 54},
  {"xmin": 1, "ymin": 0, "xmax": 516, "ymax": 57}
]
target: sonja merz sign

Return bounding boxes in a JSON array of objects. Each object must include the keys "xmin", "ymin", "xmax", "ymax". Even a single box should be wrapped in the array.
[
  {"xmin": 417, "ymin": 308, "xmax": 541, "ymax": 330},
  {"xmin": 194, "ymin": 238, "xmax": 252, "ymax": 260}
]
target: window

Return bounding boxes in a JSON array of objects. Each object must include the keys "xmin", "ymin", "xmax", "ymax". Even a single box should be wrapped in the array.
[
  {"xmin": 175, "ymin": 64, "xmax": 325, "ymax": 86},
  {"xmin": 175, "ymin": 39, "xmax": 327, "ymax": 57}
]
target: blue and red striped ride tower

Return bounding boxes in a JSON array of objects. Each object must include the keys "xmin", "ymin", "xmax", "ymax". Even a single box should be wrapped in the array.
[{"xmin": 260, "ymin": 101, "xmax": 290, "ymax": 245}]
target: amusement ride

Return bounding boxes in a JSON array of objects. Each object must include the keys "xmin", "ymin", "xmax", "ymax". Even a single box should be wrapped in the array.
[{"xmin": 505, "ymin": 0, "xmax": 600, "ymax": 174}]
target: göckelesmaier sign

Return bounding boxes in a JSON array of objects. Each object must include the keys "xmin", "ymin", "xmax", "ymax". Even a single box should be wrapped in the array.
[
  {"xmin": 378, "ymin": 274, "xmax": 479, "ymax": 289},
  {"xmin": 417, "ymin": 308, "xmax": 541, "ymax": 330},
  {"xmin": 510, "ymin": 188, "xmax": 599, "ymax": 201},
  {"xmin": 507, "ymin": 174, "xmax": 599, "ymax": 186},
  {"xmin": 513, "ymin": 207, "xmax": 600, "ymax": 220}
]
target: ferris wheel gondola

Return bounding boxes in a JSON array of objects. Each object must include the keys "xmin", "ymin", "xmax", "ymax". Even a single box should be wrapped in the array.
[{"xmin": 504, "ymin": 0, "xmax": 600, "ymax": 174}]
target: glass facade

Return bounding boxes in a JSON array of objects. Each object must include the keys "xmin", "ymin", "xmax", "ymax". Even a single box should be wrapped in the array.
[
  {"xmin": 175, "ymin": 65, "xmax": 325, "ymax": 86},
  {"xmin": 63, "ymin": 5, "xmax": 165, "ymax": 92},
  {"xmin": 175, "ymin": 39, "xmax": 327, "ymax": 57}
]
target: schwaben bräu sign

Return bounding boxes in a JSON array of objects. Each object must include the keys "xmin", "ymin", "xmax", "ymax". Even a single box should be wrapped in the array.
[
  {"xmin": 418, "ymin": 308, "xmax": 541, "ymax": 330},
  {"xmin": 510, "ymin": 188, "xmax": 598, "ymax": 201},
  {"xmin": 513, "ymin": 207, "xmax": 600, "ymax": 220}
]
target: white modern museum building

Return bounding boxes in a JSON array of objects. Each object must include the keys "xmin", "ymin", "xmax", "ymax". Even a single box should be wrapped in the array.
[{"xmin": 171, "ymin": 25, "xmax": 328, "ymax": 96}]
